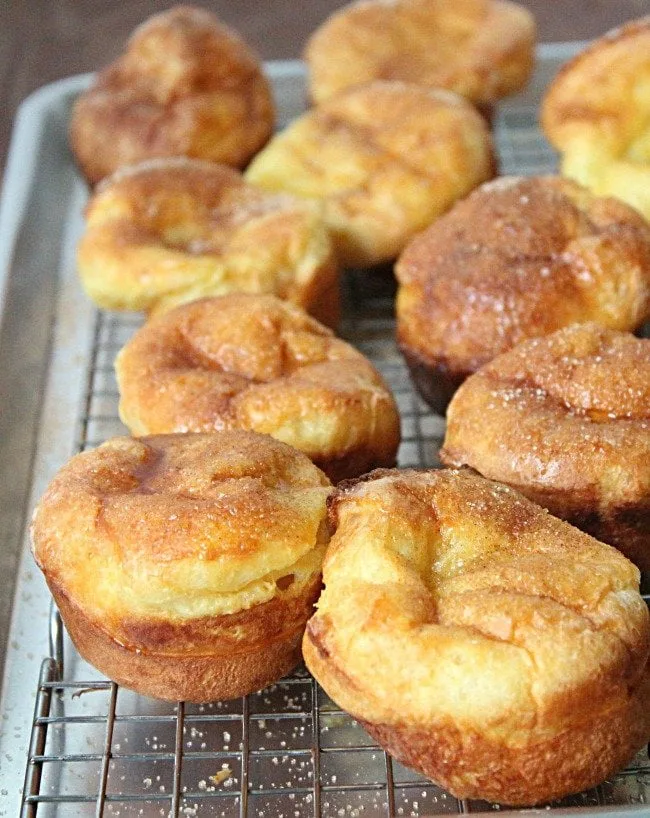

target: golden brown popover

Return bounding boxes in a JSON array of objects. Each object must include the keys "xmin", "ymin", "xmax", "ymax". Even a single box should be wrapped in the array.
[
  {"xmin": 76, "ymin": 158, "xmax": 340, "ymax": 326},
  {"xmin": 70, "ymin": 5, "xmax": 275, "ymax": 185},
  {"xmin": 305, "ymin": 0, "xmax": 535, "ymax": 108},
  {"xmin": 542, "ymin": 17, "xmax": 650, "ymax": 222},
  {"xmin": 115, "ymin": 294, "xmax": 401, "ymax": 483},
  {"xmin": 246, "ymin": 81, "xmax": 495, "ymax": 268},
  {"xmin": 396, "ymin": 175, "xmax": 650, "ymax": 412},
  {"xmin": 31, "ymin": 432, "xmax": 331, "ymax": 702},
  {"xmin": 442, "ymin": 323, "xmax": 650, "ymax": 572},
  {"xmin": 303, "ymin": 468, "xmax": 650, "ymax": 805}
]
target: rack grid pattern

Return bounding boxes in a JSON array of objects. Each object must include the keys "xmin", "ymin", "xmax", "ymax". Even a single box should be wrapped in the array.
[{"xmin": 21, "ymin": 108, "xmax": 650, "ymax": 817}]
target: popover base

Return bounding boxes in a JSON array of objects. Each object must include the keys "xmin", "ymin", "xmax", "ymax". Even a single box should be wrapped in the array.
[
  {"xmin": 442, "ymin": 323, "xmax": 650, "ymax": 573},
  {"xmin": 53, "ymin": 573, "xmax": 321, "ymax": 702},
  {"xmin": 399, "ymin": 345, "xmax": 467, "ymax": 416},
  {"xmin": 356, "ymin": 683, "xmax": 650, "ymax": 805},
  {"xmin": 396, "ymin": 175, "xmax": 650, "ymax": 411},
  {"xmin": 303, "ymin": 468, "xmax": 650, "ymax": 805},
  {"xmin": 31, "ymin": 432, "xmax": 331, "ymax": 702}
]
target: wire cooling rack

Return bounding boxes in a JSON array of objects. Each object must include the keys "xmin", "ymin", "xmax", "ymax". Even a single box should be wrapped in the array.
[{"xmin": 19, "ymin": 107, "xmax": 650, "ymax": 818}]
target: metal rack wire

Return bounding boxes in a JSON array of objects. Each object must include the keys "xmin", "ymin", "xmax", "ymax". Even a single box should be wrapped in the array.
[{"xmin": 20, "ymin": 107, "xmax": 650, "ymax": 817}]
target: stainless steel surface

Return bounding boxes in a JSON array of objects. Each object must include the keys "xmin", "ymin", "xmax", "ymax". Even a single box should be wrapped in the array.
[{"xmin": 0, "ymin": 50, "xmax": 648, "ymax": 817}]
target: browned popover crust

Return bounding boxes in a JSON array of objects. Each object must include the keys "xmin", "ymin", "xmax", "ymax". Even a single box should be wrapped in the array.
[
  {"xmin": 442, "ymin": 323, "xmax": 650, "ymax": 572},
  {"xmin": 396, "ymin": 175, "xmax": 650, "ymax": 412},
  {"xmin": 246, "ymin": 81, "xmax": 496, "ymax": 268},
  {"xmin": 53, "ymin": 571, "xmax": 322, "ymax": 703},
  {"xmin": 115, "ymin": 295, "xmax": 401, "ymax": 483},
  {"xmin": 76, "ymin": 158, "xmax": 339, "ymax": 326},
  {"xmin": 69, "ymin": 6, "xmax": 275, "ymax": 185},
  {"xmin": 541, "ymin": 17, "xmax": 650, "ymax": 221},
  {"xmin": 303, "ymin": 468, "xmax": 650, "ymax": 805},
  {"xmin": 305, "ymin": 0, "xmax": 536, "ymax": 107},
  {"xmin": 31, "ymin": 432, "xmax": 331, "ymax": 701}
]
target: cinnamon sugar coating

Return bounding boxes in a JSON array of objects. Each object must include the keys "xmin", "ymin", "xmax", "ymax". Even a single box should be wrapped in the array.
[
  {"xmin": 70, "ymin": 6, "xmax": 275, "ymax": 185},
  {"xmin": 76, "ymin": 158, "xmax": 339, "ymax": 325},
  {"xmin": 306, "ymin": 0, "xmax": 535, "ymax": 106},
  {"xmin": 303, "ymin": 468, "xmax": 650, "ymax": 804},
  {"xmin": 396, "ymin": 175, "xmax": 650, "ymax": 410},
  {"xmin": 116, "ymin": 295, "xmax": 401, "ymax": 482},
  {"xmin": 246, "ymin": 81, "xmax": 495, "ymax": 267},
  {"xmin": 442, "ymin": 323, "xmax": 650, "ymax": 571},
  {"xmin": 31, "ymin": 432, "xmax": 331, "ymax": 701}
]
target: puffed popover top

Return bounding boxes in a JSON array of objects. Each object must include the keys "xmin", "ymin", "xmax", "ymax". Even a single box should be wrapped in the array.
[
  {"xmin": 70, "ymin": 5, "xmax": 275, "ymax": 183},
  {"xmin": 31, "ymin": 432, "xmax": 332, "ymax": 632},
  {"xmin": 443, "ymin": 323, "xmax": 650, "ymax": 505},
  {"xmin": 306, "ymin": 0, "xmax": 535, "ymax": 106},
  {"xmin": 397, "ymin": 175, "xmax": 650, "ymax": 379},
  {"xmin": 115, "ymin": 294, "xmax": 400, "ymax": 481}
]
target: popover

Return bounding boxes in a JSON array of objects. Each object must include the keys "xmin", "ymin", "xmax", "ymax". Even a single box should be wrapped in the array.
[
  {"xmin": 31, "ymin": 432, "xmax": 331, "ymax": 702},
  {"xmin": 70, "ymin": 5, "xmax": 275, "ymax": 185},
  {"xmin": 542, "ymin": 17, "xmax": 650, "ymax": 221},
  {"xmin": 303, "ymin": 468, "xmax": 650, "ymax": 805},
  {"xmin": 246, "ymin": 81, "xmax": 495, "ymax": 268},
  {"xmin": 442, "ymin": 323, "xmax": 650, "ymax": 573},
  {"xmin": 115, "ymin": 294, "xmax": 401, "ymax": 483},
  {"xmin": 306, "ymin": 0, "xmax": 535, "ymax": 108},
  {"xmin": 76, "ymin": 158, "xmax": 340, "ymax": 326},
  {"xmin": 396, "ymin": 175, "xmax": 650, "ymax": 412}
]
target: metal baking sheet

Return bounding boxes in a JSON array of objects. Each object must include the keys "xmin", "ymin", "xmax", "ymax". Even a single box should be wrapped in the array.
[{"xmin": 0, "ymin": 49, "xmax": 648, "ymax": 818}]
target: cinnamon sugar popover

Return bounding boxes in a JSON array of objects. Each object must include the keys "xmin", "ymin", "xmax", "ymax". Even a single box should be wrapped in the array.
[
  {"xmin": 541, "ymin": 17, "xmax": 650, "ymax": 222},
  {"xmin": 31, "ymin": 432, "xmax": 332, "ymax": 702},
  {"xmin": 305, "ymin": 0, "xmax": 535, "ymax": 109},
  {"xmin": 246, "ymin": 81, "xmax": 495, "ymax": 268},
  {"xmin": 76, "ymin": 158, "xmax": 340, "ymax": 326},
  {"xmin": 115, "ymin": 295, "xmax": 401, "ymax": 483},
  {"xmin": 70, "ymin": 6, "xmax": 274, "ymax": 185},
  {"xmin": 396, "ymin": 175, "xmax": 650, "ymax": 413},
  {"xmin": 442, "ymin": 323, "xmax": 650, "ymax": 573},
  {"xmin": 303, "ymin": 468, "xmax": 650, "ymax": 805}
]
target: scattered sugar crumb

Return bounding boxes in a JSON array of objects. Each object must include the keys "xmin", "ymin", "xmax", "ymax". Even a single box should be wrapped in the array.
[{"xmin": 210, "ymin": 765, "xmax": 233, "ymax": 786}]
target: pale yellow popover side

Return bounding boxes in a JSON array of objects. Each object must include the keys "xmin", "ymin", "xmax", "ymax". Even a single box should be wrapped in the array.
[{"xmin": 542, "ymin": 16, "xmax": 650, "ymax": 221}]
